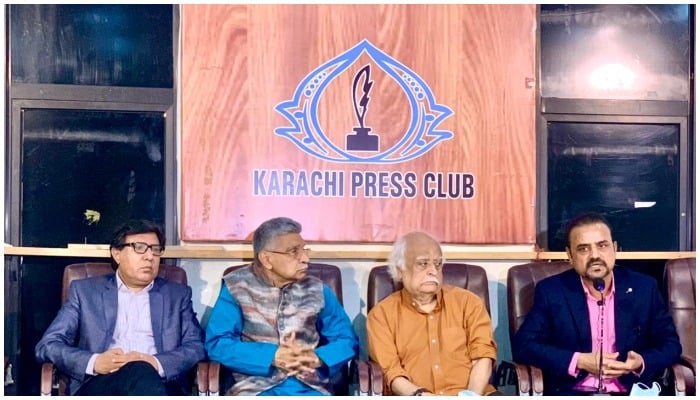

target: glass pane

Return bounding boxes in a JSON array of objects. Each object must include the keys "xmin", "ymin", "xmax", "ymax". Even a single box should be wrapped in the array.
[
  {"xmin": 21, "ymin": 109, "xmax": 166, "ymax": 247},
  {"xmin": 540, "ymin": 4, "xmax": 690, "ymax": 101},
  {"xmin": 10, "ymin": 4, "xmax": 173, "ymax": 87},
  {"xmin": 547, "ymin": 122, "xmax": 680, "ymax": 251}
]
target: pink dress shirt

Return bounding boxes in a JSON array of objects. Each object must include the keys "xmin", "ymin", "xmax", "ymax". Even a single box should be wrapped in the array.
[{"xmin": 566, "ymin": 277, "xmax": 630, "ymax": 393}]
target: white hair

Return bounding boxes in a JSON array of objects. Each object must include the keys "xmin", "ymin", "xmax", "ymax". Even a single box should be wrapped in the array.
[{"xmin": 387, "ymin": 231, "xmax": 441, "ymax": 283}]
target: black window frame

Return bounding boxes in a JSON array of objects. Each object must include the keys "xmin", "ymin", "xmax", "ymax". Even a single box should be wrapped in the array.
[
  {"xmin": 536, "ymin": 5, "xmax": 695, "ymax": 252},
  {"xmin": 4, "ymin": 5, "xmax": 180, "ymax": 245}
]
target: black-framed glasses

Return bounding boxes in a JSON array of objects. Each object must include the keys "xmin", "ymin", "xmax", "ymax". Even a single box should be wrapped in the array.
[
  {"xmin": 265, "ymin": 245, "xmax": 310, "ymax": 260},
  {"xmin": 121, "ymin": 242, "xmax": 165, "ymax": 256},
  {"xmin": 413, "ymin": 257, "xmax": 444, "ymax": 272}
]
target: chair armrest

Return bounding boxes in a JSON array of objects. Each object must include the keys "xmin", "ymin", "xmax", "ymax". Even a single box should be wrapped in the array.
[
  {"xmin": 207, "ymin": 361, "xmax": 221, "ymax": 396},
  {"xmin": 196, "ymin": 361, "xmax": 209, "ymax": 396},
  {"xmin": 671, "ymin": 363, "xmax": 687, "ymax": 395},
  {"xmin": 680, "ymin": 355, "xmax": 696, "ymax": 375},
  {"xmin": 40, "ymin": 363, "xmax": 54, "ymax": 396},
  {"xmin": 496, "ymin": 360, "xmax": 532, "ymax": 395},
  {"xmin": 529, "ymin": 365, "xmax": 544, "ymax": 396},
  {"xmin": 350, "ymin": 359, "xmax": 383, "ymax": 395},
  {"xmin": 367, "ymin": 360, "xmax": 383, "ymax": 395},
  {"xmin": 349, "ymin": 359, "xmax": 371, "ymax": 395}
]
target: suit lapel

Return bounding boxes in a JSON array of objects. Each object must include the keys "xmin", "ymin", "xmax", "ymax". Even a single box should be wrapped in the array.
[
  {"xmin": 562, "ymin": 270, "xmax": 594, "ymax": 350},
  {"xmin": 613, "ymin": 269, "xmax": 635, "ymax": 353},
  {"xmin": 150, "ymin": 278, "xmax": 164, "ymax": 352},
  {"xmin": 102, "ymin": 275, "xmax": 118, "ymax": 350}
]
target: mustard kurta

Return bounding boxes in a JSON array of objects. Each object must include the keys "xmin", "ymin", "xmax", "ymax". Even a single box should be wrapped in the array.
[{"xmin": 367, "ymin": 285, "xmax": 497, "ymax": 395}]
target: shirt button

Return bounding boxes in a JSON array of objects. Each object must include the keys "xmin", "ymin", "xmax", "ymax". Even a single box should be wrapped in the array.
[
  {"xmin": 431, "ymin": 339, "xmax": 436, "ymax": 343},
  {"xmin": 439, "ymin": 391, "xmax": 444, "ymax": 395},
  {"xmin": 429, "ymin": 316, "xmax": 433, "ymax": 320},
  {"xmin": 434, "ymin": 364, "xmax": 439, "ymax": 369}
]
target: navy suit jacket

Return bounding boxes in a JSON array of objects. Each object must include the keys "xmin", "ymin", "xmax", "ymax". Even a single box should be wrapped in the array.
[
  {"xmin": 513, "ymin": 267, "xmax": 681, "ymax": 395},
  {"xmin": 35, "ymin": 273, "xmax": 206, "ymax": 395}
]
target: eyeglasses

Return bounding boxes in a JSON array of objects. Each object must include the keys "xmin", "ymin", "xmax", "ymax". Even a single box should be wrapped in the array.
[
  {"xmin": 265, "ymin": 245, "xmax": 311, "ymax": 260},
  {"xmin": 413, "ymin": 257, "xmax": 444, "ymax": 272},
  {"xmin": 121, "ymin": 242, "xmax": 165, "ymax": 256}
]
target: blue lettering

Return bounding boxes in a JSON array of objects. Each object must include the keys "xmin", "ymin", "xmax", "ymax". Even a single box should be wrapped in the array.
[
  {"xmin": 253, "ymin": 170, "xmax": 267, "ymax": 195},
  {"xmin": 282, "ymin": 170, "xmax": 295, "ymax": 195},
  {"xmin": 423, "ymin": 172, "xmax": 475, "ymax": 199},
  {"xmin": 350, "ymin": 171, "xmax": 363, "ymax": 197},
  {"xmin": 310, "ymin": 171, "xmax": 323, "ymax": 196},
  {"xmin": 296, "ymin": 170, "xmax": 309, "ymax": 196},
  {"xmin": 423, "ymin": 172, "xmax": 436, "ymax": 198},
  {"xmin": 377, "ymin": 172, "xmax": 390, "ymax": 198},
  {"xmin": 405, "ymin": 172, "xmax": 417, "ymax": 198},
  {"xmin": 364, "ymin": 173, "xmax": 377, "ymax": 197},
  {"xmin": 268, "ymin": 171, "xmax": 280, "ymax": 194},
  {"xmin": 325, "ymin": 171, "xmax": 343, "ymax": 197}
]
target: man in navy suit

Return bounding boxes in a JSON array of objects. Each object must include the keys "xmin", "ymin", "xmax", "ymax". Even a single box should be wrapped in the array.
[
  {"xmin": 513, "ymin": 212, "xmax": 681, "ymax": 395},
  {"xmin": 35, "ymin": 220, "xmax": 205, "ymax": 395}
]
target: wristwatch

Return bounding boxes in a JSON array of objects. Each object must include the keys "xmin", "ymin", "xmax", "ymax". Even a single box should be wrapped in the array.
[{"xmin": 412, "ymin": 388, "xmax": 430, "ymax": 396}]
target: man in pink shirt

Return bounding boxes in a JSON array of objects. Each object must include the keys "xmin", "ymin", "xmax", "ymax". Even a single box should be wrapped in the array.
[{"xmin": 513, "ymin": 212, "xmax": 681, "ymax": 395}]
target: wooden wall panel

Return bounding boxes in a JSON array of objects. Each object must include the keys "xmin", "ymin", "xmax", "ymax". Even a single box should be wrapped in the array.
[{"xmin": 181, "ymin": 4, "xmax": 536, "ymax": 243}]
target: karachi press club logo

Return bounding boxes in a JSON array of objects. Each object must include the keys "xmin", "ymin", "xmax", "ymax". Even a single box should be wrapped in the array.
[{"xmin": 274, "ymin": 40, "xmax": 454, "ymax": 164}]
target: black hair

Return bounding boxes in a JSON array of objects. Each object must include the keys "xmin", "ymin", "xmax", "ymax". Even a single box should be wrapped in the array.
[
  {"xmin": 109, "ymin": 219, "xmax": 165, "ymax": 270},
  {"xmin": 564, "ymin": 212, "xmax": 613, "ymax": 249}
]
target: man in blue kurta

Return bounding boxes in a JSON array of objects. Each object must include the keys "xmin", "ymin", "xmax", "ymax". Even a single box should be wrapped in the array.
[{"xmin": 205, "ymin": 217, "xmax": 359, "ymax": 395}]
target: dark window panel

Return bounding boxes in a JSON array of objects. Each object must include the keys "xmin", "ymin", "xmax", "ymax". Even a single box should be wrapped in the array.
[
  {"xmin": 10, "ymin": 4, "xmax": 173, "ymax": 88},
  {"xmin": 21, "ymin": 109, "xmax": 166, "ymax": 247},
  {"xmin": 547, "ymin": 122, "xmax": 680, "ymax": 251}
]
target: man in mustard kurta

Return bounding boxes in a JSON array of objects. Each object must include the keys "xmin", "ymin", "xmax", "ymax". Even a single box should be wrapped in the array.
[{"xmin": 367, "ymin": 231, "xmax": 498, "ymax": 396}]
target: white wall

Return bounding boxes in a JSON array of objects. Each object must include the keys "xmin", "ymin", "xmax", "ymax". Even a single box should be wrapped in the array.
[{"xmin": 179, "ymin": 244, "xmax": 534, "ymax": 365}]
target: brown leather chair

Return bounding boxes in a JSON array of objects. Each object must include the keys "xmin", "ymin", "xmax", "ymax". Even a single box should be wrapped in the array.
[
  {"xmin": 207, "ymin": 262, "xmax": 380, "ymax": 396},
  {"xmin": 39, "ymin": 262, "xmax": 209, "ymax": 396},
  {"xmin": 664, "ymin": 257, "xmax": 696, "ymax": 396},
  {"xmin": 501, "ymin": 260, "xmax": 571, "ymax": 395},
  {"xmin": 366, "ymin": 262, "xmax": 500, "ymax": 395}
]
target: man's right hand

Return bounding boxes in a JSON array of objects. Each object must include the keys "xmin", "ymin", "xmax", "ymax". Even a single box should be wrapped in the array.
[
  {"xmin": 272, "ymin": 332, "xmax": 321, "ymax": 376},
  {"xmin": 93, "ymin": 348, "xmax": 130, "ymax": 375},
  {"xmin": 577, "ymin": 351, "xmax": 620, "ymax": 375}
]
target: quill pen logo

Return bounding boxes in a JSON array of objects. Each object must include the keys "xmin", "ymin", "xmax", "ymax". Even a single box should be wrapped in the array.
[{"xmin": 274, "ymin": 40, "xmax": 454, "ymax": 164}]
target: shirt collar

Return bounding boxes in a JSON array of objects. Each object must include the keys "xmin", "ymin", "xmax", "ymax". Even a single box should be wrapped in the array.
[
  {"xmin": 400, "ymin": 286, "xmax": 444, "ymax": 313},
  {"xmin": 580, "ymin": 274, "xmax": 616, "ymax": 300}
]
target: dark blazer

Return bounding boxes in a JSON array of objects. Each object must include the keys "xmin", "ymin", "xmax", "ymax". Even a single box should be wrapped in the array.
[
  {"xmin": 513, "ymin": 267, "xmax": 681, "ymax": 395},
  {"xmin": 35, "ymin": 274, "xmax": 206, "ymax": 395}
]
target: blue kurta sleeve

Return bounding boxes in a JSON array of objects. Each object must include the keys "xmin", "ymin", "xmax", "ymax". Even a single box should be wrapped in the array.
[
  {"xmin": 205, "ymin": 284, "xmax": 279, "ymax": 376},
  {"xmin": 314, "ymin": 285, "xmax": 359, "ymax": 377}
]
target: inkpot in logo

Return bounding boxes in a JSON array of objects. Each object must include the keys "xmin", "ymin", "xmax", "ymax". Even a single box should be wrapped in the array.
[
  {"xmin": 346, "ymin": 64, "xmax": 379, "ymax": 152},
  {"xmin": 275, "ymin": 39, "xmax": 453, "ymax": 164}
]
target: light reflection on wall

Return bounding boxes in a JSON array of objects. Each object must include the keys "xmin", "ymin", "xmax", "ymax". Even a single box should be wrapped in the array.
[
  {"xmin": 540, "ymin": 4, "xmax": 690, "ymax": 101},
  {"xmin": 589, "ymin": 63, "xmax": 635, "ymax": 91}
]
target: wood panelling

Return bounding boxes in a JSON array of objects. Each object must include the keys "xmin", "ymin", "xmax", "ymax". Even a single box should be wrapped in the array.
[{"xmin": 181, "ymin": 4, "xmax": 536, "ymax": 243}]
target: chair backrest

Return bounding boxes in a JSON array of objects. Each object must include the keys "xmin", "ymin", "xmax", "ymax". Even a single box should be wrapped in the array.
[
  {"xmin": 62, "ymin": 262, "xmax": 187, "ymax": 303},
  {"xmin": 223, "ymin": 262, "xmax": 344, "ymax": 305},
  {"xmin": 506, "ymin": 261, "xmax": 571, "ymax": 340},
  {"xmin": 663, "ymin": 258, "xmax": 696, "ymax": 364},
  {"xmin": 367, "ymin": 263, "xmax": 490, "ymax": 314}
]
